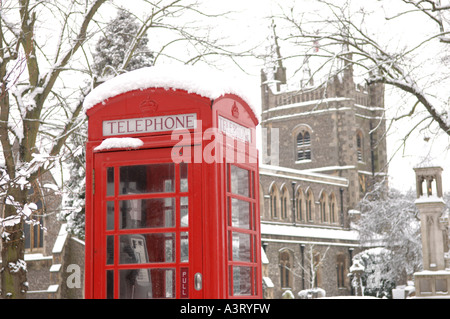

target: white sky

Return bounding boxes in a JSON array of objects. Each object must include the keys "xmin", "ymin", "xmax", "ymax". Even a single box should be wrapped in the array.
[
  {"xmin": 198, "ymin": 0, "xmax": 450, "ymax": 194},
  {"xmin": 91, "ymin": 0, "xmax": 450, "ymax": 194}
]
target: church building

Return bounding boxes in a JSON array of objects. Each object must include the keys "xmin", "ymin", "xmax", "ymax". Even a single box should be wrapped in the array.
[{"xmin": 258, "ymin": 36, "xmax": 388, "ymax": 298}]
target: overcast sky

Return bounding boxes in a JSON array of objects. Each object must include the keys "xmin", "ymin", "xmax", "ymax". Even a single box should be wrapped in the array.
[{"xmin": 202, "ymin": 0, "xmax": 450, "ymax": 194}]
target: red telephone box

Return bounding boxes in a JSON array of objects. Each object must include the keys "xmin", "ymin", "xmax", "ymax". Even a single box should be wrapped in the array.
[{"xmin": 83, "ymin": 66, "xmax": 261, "ymax": 299}]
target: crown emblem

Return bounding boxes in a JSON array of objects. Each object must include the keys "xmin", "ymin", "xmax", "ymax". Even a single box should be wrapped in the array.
[
  {"xmin": 140, "ymin": 97, "xmax": 158, "ymax": 113},
  {"xmin": 231, "ymin": 102, "xmax": 239, "ymax": 118}
]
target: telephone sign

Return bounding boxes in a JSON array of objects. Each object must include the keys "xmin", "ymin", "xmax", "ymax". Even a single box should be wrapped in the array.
[{"xmin": 103, "ymin": 113, "xmax": 197, "ymax": 136}]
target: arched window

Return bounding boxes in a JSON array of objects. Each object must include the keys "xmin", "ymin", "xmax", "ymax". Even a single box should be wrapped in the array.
[
  {"xmin": 296, "ymin": 130, "xmax": 312, "ymax": 162},
  {"xmin": 25, "ymin": 185, "xmax": 44, "ymax": 251},
  {"xmin": 280, "ymin": 186, "xmax": 289, "ymax": 220},
  {"xmin": 306, "ymin": 189, "xmax": 314, "ymax": 222},
  {"xmin": 296, "ymin": 188, "xmax": 305, "ymax": 222},
  {"xmin": 336, "ymin": 254, "xmax": 346, "ymax": 288},
  {"xmin": 279, "ymin": 249, "xmax": 292, "ymax": 288},
  {"xmin": 270, "ymin": 185, "xmax": 279, "ymax": 219},
  {"xmin": 329, "ymin": 193, "xmax": 338, "ymax": 224},
  {"xmin": 356, "ymin": 131, "xmax": 363, "ymax": 162},
  {"xmin": 319, "ymin": 191, "xmax": 328, "ymax": 223}
]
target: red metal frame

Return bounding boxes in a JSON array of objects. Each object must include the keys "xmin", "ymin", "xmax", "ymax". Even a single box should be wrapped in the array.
[{"xmin": 85, "ymin": 87, "xmax": 261, "ymax": 299}]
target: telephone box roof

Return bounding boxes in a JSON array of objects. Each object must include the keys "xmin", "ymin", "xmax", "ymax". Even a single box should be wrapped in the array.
[{"xmin": 83, "ymin": 64, "xmax": 258, "ymax": 120}]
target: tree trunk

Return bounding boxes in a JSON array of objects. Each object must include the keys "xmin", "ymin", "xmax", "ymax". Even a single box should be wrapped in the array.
[{"xmin": 1, "ymin": 188, "xmax": 28, "ymax": 299}]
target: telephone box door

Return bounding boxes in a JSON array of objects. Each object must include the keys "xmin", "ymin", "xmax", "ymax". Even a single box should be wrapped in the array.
[{"xmin": 92, "ymin": 147, "xmax": 202, "ymax": 299}]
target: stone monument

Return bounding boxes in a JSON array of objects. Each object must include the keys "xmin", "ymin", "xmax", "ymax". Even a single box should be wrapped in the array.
[{"xmin": 413, "ymin": 166, "xmax": 450, "ymax": 298}]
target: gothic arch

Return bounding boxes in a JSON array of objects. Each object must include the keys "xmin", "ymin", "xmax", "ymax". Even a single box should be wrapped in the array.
[
  {"xmin": 356, "ymin": 129, "xmax": 364, "ymax": 162},
  {"xmin": 269, "ymin": 183, "xmax": 280, "ymax": 219},
  {"xmin": 305, "ymin": 188, "xmax": 315, "ymax": 222},
  {"xmin": 329, "ymin": 192, "xmax": 338, "ymax": 224},
  {"xmin": 296, "ymin": 187, "xmax": 306, "ymax": 222},
  {"xmin": 319, "ymin": 190, "xmax": 329, "ymax": 223},
  {"xmin": 278, "ymin": 248, "xmax": 294, "ymax": 289},
  {"xmin": 280, "ymin": 183, "xmax": 290, "ymax": 220},
  {"xmin": 293, "ymin": 124, "xmax": 313, "ymax": 162}
]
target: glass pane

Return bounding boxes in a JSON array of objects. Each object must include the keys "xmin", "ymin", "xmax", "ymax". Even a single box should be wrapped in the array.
[
  {"xmin": 180, "ymin": 163, "xmax": 188, "ymax": 192},
  {"xmin": 107, "ymin": 167, "xmax": 114, "ymax": 196},
  {"xmin": 231, "ymin": 198, "xmax": 250, "ymax": 229},
  {"xmin": 106, "ymin": 236, "xmax": 114, "ymax": 265},
  {"xmin": 420, "ymin": 279, "xmax": 432, "ymax": 293},
  {"xmin": 253, "ymin": 267, "xmax": 258, "ymax": 296},
  {"xmin": 231, "ymin": 266, "xmax": 252, "ymax": 296},
  {"xmin": 180, "ymin": 197, "xmax": 188, "ymax": 227},
  {"xmin": 231, "ymin": 232, "xmax": 251, "ymax": 262},
  {"xmin": 181, "ymin": 232, "xmax": 189, "ymax": 263},
  {"xmin": 119, "ymin": 233, "xmax": 175, "ymax": 264},
  {"xmin": 226, "ymin": 165, "xmax": 230, "ymax": 193},
  {"xmin": 230, "ymin": 165, "xmax": 249, "ymax": 197},
  {"xmin": 119, "ymin": 268, "xmax": 175, "ymax": 299},
  {"xmin": 251, "ymin": 171, "xmax": 255, "ymax": 199},
  {"xmin": 119, "ymin": 164, "xmax": 174, "ymax": 194},
  {"xmin": 24, "ymin": 223, "xmax": 30, "ymax": 248},
  {"xmin": 436, "ymin": 279, "xmax": 448, "ymax": 293},
  {"xmin": 106, "ymin": 270, "xmax": 114, "ymax": 299},
  {"xmin": 120, "ymin": 198, "xmax": 175, "ymax": 229},
  {"xmin": 107, "ymin": 201, "xmax": 114, "ymax": 230}
]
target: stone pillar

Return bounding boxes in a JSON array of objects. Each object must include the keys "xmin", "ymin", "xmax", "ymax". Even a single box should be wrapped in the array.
[
  {"xmin": 413, "ymin": 167, "xmax": 446, "ymax": 271},
  {"xmin": 413, "ymin": 166, "xmax": 450, "ymax": 298}
]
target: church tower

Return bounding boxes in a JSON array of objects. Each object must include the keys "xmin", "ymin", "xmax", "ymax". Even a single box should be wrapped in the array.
[
  {"xmin": 258, "ymin": 26, "xmax": 388, "ymax": 298},
  {"xmin": 259, "ymin": 29, "xmax": 388, "ymax": 215}
]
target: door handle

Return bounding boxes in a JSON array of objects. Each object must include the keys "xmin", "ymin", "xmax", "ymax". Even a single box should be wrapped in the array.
[{"xmin": 194, "ymin": 272, "xmax": 202, "ymax": 291}]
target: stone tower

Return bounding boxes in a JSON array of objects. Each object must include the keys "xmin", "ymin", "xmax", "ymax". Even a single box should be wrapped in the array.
[
  {"xmin": 260, "ymin": 36, "xmax": 388, "ymax": 217},
  {"xmin": 413, "ymin": 166, "xmax": 450, "ymax": 298},
  {"xmin": 258, "ymin": 26, "xmax": 387, "ymax": 298}
]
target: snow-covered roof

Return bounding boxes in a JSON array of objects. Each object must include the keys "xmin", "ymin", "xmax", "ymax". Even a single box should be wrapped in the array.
[
  {"xmin": 259, "ymin": 164, "xmax": 349, "ymax": 187},
  {"xmin": 94, "ymin": 137, "xmax": 144, "ymax": 151},
  {"xmin": 83, "ymin": 65, "xmax": 258, "ymax": 119},
  {"xmin": 261, "ymin": 222, "xmax": 359, "ymax": 242}
]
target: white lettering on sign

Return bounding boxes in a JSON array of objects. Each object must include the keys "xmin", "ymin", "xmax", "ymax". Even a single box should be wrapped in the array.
[
  {"xmin": 218, "ymin": 116, "xmax": 251, "ymax": 143},
  {"xmin": 102, "ymin": 113, "xmax": 197, "ymax": 137}
]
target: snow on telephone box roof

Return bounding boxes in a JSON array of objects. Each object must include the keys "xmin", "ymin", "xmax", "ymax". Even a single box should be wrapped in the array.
[{"xmin": 83, "ymin": 64, "xmax": 258, "ymax": 120}]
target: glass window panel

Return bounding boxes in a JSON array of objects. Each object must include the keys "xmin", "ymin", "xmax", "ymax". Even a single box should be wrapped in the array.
[
  {"xmin": 24, "ymin": 223, "xmax": 30, "ymax": 249},
  {"xmin": 106, "ymin": 270, "xmax": 114, "ymax": 299},
  {"xmin": 420, "ymin": 279, "xmax": 432, "ymax": 293},
  {"xmin": 251, "ymin": 171, "xmax": 255, "ymax": 199},
  {"xmin": 180, "ymin": 197, "xmax": 188, "ymax": 227},
  {"xmin": 33, "ymin": 223, "xmax": 38, "ymax": 248},
  {"xmin": 119, "ymin": 268, "xmax": 175, "ymax": 299},
  {"xmin": 231, "ymin": 198, "xmax": 250, "ymax": 229},
  {"xmin": 180, "ymin": 163, "xmax": 188, "ymax": 192},
  {"xmin": 107, "ymin": 167, "xmax": 114, "ymax": 196},
  {"xmin": 106, "ymin": 235, "xmax": 114, "ymax": 265},
  {"xmin": 252, "ymin": 204, "xmax": 256, "ymax": 230},
  {"xmin": 120, "ymin": 198, "xmax": 175, "ymax": 229},
  {"xmin": 119, "ymin": 164, "xmax": 174, "ymax": 194},
  {"xmin": 231, "ymin": 266, "xmax": 252, "ymax": 296},
  {"xmin": 181, "ymin": 232, "xmax": 189, "ymax": 263},
  {"xmin": 231, "ymin": 232, "xmax": 251, "ymax": 262},
  {"xmin": 119, "ymin": 233, "xmax": 175, "ymax": 264},
  {"xmin": 230, "ymin": 165, "xmax": 249, "ymax": 197},
  {"xmin": 253, "ymin": 267, "xmax": 258, "ymax": 296},
  {"xmin": 436, "ymin": 279, "xmax": 448, "ymax": 293},
  {"xmin": 107, "ymin": 201, "xmax": 114, "ymax": 231}
]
